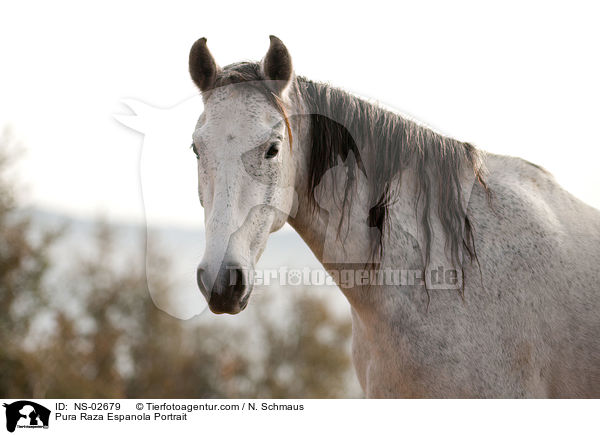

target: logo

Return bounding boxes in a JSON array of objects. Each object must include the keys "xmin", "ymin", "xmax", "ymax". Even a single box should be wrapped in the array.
[{"xmin": 3, "ymin": 401, "xmax": 50, "ymax": 433}]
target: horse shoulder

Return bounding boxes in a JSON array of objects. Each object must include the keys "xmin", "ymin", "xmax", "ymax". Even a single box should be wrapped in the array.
[{"xmin": 467, "ymin": 154, "xmax": 600, "ymax": 397}]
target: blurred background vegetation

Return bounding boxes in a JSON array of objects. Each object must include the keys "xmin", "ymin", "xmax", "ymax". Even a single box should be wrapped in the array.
[{"xmin": 0, "ymin": 129, "xmax": 361, "ymax": 399}]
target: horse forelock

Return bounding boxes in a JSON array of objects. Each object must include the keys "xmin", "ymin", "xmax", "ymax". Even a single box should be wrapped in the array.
[{"xmin": 209, "ymin": 62, "xmax": 293, "ymax": 149}]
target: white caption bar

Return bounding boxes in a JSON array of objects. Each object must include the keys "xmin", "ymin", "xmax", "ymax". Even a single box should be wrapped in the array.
[{"xmin": 1, "ymin": 399, "xmax": 596, "ymax": 435}]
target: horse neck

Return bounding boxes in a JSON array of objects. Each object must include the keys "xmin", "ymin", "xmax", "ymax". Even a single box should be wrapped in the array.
[
  {"xmin": 287, "ymin": 145, "xmax": 428, "ymax": 319},
  {"xmin": 286, "ymin": 80, "xmax": 417, "ymax": 268},
  {"xmin": 287, "ymin": 113, "xmax": 393, "ymax": 309},
  {"xmin": 285, "ymin": 81, "xmax": 483, "ymax": 312}
]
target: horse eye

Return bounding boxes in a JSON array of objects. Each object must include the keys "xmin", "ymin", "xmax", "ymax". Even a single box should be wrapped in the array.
[{"xmin": 265, "ymin": 142, "xmax": 280, "ymax": 159}]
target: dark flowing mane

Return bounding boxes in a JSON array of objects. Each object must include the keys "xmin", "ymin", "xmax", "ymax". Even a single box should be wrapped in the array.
[
  {"xmin": 298, "ymin": 78, "xmax": 488, "ymax": 273},
  {"xmin": 211, "ymin": 62, "xmax": 488, "ymax": 275}
]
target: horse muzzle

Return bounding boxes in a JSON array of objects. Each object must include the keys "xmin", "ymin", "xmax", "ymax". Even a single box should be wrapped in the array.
[{"xmin": 196, "ymin": 262, "xmax": 253, "ymax": 314}]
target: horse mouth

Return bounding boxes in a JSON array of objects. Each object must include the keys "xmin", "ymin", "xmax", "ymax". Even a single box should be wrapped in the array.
[{"xmin": 208, "ymin": 291, "xmax": 251, "ymax": 315}]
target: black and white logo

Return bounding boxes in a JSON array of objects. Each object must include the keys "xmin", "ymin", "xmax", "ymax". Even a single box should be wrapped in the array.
[{"xmin": 3, "ymin": 401, "xmax": 50, "ymax": 433}]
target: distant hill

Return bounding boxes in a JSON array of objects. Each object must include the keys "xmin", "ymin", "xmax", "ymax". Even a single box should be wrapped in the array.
[{"xmin": 25, "ymin": 207, "xmax": 345, "ymax": 319}]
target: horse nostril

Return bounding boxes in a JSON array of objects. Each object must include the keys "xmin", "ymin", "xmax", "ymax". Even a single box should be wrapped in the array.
[
  {"xmin": 226, "ymin": 265, "xmax": 247, "ymax": 296},
  {"xmin": 196, "ymin": 267, "xmax": 208, "ymax": 296}
]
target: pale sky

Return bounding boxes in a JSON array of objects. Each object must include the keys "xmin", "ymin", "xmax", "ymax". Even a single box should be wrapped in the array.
[{"xmin": 1, "ymin": 1, "xmax": 599, "ymax": 229}]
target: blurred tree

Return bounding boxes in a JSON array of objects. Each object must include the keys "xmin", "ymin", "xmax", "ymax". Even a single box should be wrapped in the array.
[
  {"xmin": 0, "ymin": 129, "xmax": 62, "ymax": 397},
  {"xmin": 252, "ymin": 293, "xmax": 354, "ymax": 398}
]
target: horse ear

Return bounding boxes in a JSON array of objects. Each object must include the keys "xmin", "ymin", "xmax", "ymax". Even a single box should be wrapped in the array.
[
  {"xmin": 189, "ymin": 37, "xmax": 220, "ymax": 92},
  {"xmin": 262, "ymin": 35, "xmax": 293, "ymax": 95}
]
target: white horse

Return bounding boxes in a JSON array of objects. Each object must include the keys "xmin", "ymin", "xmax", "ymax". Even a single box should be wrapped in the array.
[{"xmin": 189, "ymin": 36, "xmax": 600, "ymax": 398}]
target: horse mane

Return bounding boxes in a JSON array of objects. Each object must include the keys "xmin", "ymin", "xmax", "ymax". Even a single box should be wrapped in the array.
[{"xmin": 210, "ymin": 62, "xmax": 488, "ymax": 273}]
